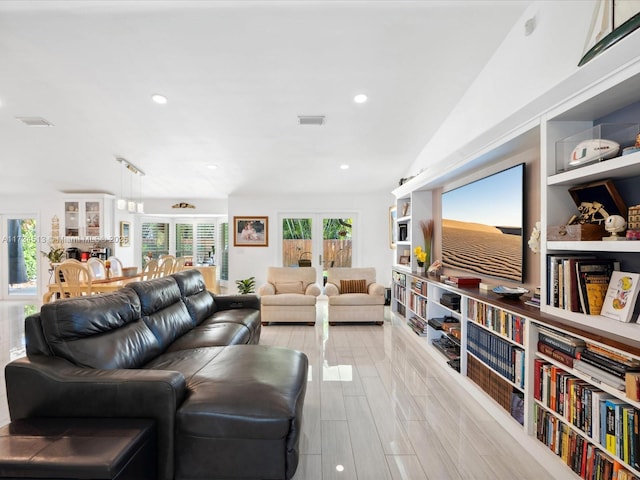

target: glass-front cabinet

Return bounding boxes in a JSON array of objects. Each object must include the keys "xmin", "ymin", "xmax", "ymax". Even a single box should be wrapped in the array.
[{"xmin": 63, "ymin": 195, "xmax": 114, "ymax": 240}]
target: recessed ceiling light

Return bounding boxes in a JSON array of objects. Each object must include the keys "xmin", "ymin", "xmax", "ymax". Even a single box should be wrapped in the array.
[
  {"xmin": 152, "ymin": 94, "xmax": 168, "ymax": 104},
  {"xmin": 207, "ymin": 164, "xmax": 218, "ymax": 170},
  {"xmin": 354, "ymin": 94, "xmax": 368, "ymax": 104},
  {"xmin": 340, "ymin": 164, "xmax": 349, "ymax": 170}
]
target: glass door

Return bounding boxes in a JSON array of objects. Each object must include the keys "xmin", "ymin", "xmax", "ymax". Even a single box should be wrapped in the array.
[
  {"xmin": 1, "ymin": 215, "xmax": 39, "ymax": 299},
  {"xmin": 280, "ymin": 213, "xmax": 355, "ymax": 284}
]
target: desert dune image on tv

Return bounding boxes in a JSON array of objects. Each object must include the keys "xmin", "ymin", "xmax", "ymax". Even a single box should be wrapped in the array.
[{"xmin": 442, "ymin": 165, "xmax": 523, "ymax": 282}]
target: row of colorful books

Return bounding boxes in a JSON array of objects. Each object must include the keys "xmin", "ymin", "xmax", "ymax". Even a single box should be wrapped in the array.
[
  {"xmin": 538, "ymin": 326, "xmax": 640, "ymax": 394},
  {"xmin": 466, "ymin": 298, "xmax": 526, "ymax": 344},
  {"xmin": 467, "ymin": 322, "xmax": 525, "ymax": 388},
  {"xmin": 408, "ymin": 293, "xmax": 427, "ymax": 319},
  {"xmin": 410, "ymin": 279, "xmax": 427, "ymax": 296},
  {"xmin": 546, "ymin": 255, "xmax": 640, "ymax": 323},
  {"xmin": 534, "ymin": 359, "xmax": 618, "ymax": 441},
  {"xmin": 546, "ymin": 255, "xmax": 619, "ymax": 315},
  {"xmin": 534, "ymin": 404, "xmax": 639, "ymax": 480},
  {"xmin": 535, "ymin": 355, "xmax": 640, "ymax": 468},
  {"xmin": 392, "ymin": 283, "xmax": 406, "ymax": 305}
]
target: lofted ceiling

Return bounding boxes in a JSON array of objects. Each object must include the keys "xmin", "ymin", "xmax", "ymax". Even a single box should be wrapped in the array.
[{"xmin": 0, "ymin": 0, "xmax": 532, "ymax": 200}]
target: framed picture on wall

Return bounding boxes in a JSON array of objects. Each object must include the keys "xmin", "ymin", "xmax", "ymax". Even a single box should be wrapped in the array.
[
  {"xmin": 120, "ymin": 221, "xmax": 130, "ymax": 247},
  {"xmin": 233, "ymin": 216, "xmax": 268, "ymax": 247}
]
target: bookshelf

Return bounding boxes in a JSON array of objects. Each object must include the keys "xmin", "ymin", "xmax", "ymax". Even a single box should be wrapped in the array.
[
  {"xmin": 391, "ymin": 269, "xmax": 640, "ymax": 479},
  {"xmin": 393, "ymin": 190, "xmax": 433, "ymax": 271},
  {"xmin": 390, "ymin": 47, "xmax": 640, "ymax": 480}
]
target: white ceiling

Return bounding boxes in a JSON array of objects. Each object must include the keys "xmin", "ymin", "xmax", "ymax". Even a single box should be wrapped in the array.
[{"xmin": 0, "ymin": 0, "xmax": 532, "ymax": 200}]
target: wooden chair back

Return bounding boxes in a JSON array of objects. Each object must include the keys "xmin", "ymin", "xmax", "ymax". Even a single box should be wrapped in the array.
[
  {"xmin": 54, "ymin": 261, "xmax": 92, "ymax": 298},
  {"xmin": 141, "ymin": 259, "xmax": 159, "ymax": 280},
  {"xmin": 157, "ymin": 255, "xmax": 175, "ymax": 278}
]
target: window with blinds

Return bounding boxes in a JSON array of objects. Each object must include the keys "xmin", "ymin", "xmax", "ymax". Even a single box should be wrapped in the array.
[
  {"xmin": 195, "ymin": 223, "xmax": 216, "ymax": 263},
  {"xmin": 176, "ymin": 224, "xmax": 194, "ymax": 258},
  {"xmin": 141, "ymin": 222, "xmax": 169, "ymax": 263},
  {"xmin": 220, "ymin": 222, "xmax": 228, "ymax": 281}
]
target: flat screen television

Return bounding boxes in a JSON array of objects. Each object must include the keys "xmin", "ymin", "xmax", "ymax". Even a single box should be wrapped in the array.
[{"xmin": 441, "ymin": 163, "xmax": 525, "ymax": 283}]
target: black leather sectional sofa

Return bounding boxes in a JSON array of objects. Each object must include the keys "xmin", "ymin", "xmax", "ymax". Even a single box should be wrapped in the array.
[{"xmin": 4, "ymin": 269, "xmax": 308, "ymax": 480}]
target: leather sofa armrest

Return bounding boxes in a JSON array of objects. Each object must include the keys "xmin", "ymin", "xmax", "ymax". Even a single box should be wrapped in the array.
[
  {"xmin": 368, "ymin": 282, "xmax": 385, "ymax": 296},
  {"xmin": 257, "ymin": 283, "xmax": 275, "ymax": 296},
  {"xmin": 5, "ymin": 355, "xmax": 186, "ymax": 420},
  {"xmin": 5, "ymin": 355, "xmax": 186, "ymax": 480},
  {"xmin": 325, "ymin": 282, "xmax": 339, "ymax": 297},
  {"xmin": 214, "ymin": 294, "xmax": 260, "ymax": 311},
  {"xmin": 305, "ymin": 283, "xmax": 321, "ymax": 297}
]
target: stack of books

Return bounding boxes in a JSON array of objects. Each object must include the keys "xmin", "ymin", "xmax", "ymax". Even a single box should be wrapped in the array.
[
  {"xmin": 524, "ymin": 286, "xmax": 541, "ymax": 308},
  {"xmin": 537, "ymin": 327, "xmax": 585, "ymax": 370},
  {"xmin": 577, "ymin": 343, "xmax": 640, "ymax": 394}
]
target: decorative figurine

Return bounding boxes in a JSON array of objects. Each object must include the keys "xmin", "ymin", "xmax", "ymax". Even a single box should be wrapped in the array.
[{"xmin": 603, "ymin": 214, "xmax": 627, "ymax": 241}]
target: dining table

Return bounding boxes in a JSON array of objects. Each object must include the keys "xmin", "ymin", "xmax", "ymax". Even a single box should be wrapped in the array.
[{"xmin": 43, "ymin": 273, "xmax": 143, "ymax": 304}]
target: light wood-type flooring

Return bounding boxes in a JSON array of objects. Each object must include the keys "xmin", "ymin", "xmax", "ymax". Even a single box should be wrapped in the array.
[
  {"xmin": 261, "ymin": 299, "xmax": 568, "ymax": 480},
  {"xmin": 0, "ymin": 298, "xmax": 570, "ymax": 479}
]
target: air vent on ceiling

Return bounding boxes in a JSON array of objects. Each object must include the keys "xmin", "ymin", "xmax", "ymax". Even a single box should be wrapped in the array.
[
  {"xmin": 15, "ymin": 116, "xmax": 54, "ymax": 127},
  {"xmin": 298, "ymin": 115, "xmax": 325, "ymax": 126}
]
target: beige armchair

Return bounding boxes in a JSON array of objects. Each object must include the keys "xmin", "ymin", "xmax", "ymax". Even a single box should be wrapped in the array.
[
  {"xmin": 325, "ymin": 267, "xmax": 385, "ymax": 325},
  {"xmin": 258, "ymin": 267, "xmax": 321, "ymax": 325}
]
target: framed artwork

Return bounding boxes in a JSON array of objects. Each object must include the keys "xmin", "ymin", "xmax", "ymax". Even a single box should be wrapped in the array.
[
  {"xmin": 389, "ymin": 206, "xmax": 397, "ymax": 249},
  {"xmin": 233, "ymin": 216, "xmax": 268, "ymax": 247},
  {"xmin": 120, "ymin": 221, "xmax": 130, "ymax": 247},
  {"xmin": 399, "ymin": 255, "xmax": 410, "ymax": 265}
]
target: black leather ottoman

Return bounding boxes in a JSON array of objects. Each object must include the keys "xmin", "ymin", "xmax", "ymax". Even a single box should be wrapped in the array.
[
  {"xmin": 175, "ymin": 345, "xmax": 308, "ymax": 480},
  {"xmin": 0, "ymin": 418, "xmax": 155, "ymax": 480}
]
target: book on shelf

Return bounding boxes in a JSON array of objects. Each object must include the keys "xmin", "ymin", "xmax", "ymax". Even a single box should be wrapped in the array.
[
  {"xmin": 575, "ymin": 259, "xmax": 620, "ymax": 315},
  {"xmin": 574, "ymin": 359, "xmax": 626, "ymax": 390},
  {"xmin": 538, "ymin": 341, "xmax": 576, "ymax": 368},
  {"xmin": 586, "ymin": 343, "xmax": 640, "ymax": 369},
  {"xmin": 600, "ymin": 271, "xmax": 640, "ymax": 323},
  {"xmin": 538, "ymin": 327, "xmax": 585, "ymax": 358},
  {"xmin": 444, "ymin": 276, "xmax": 481, "ymax": 287},
  {"xmin": 579, "ymin": 349, "xmax": 640, "ymax": 379}
]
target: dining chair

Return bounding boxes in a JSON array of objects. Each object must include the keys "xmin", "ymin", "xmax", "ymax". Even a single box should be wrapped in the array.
[
  {"xmin": 172, "ymin": 256, "xmax": 188, "ymax": 273},
  {"xmin": 86, "ymin": 257, "xmax": 106, "ymax": 280},
  {"xmin": 54, "ymin": 261, "xmax": 92, "ymax": 299},
  {"xmin": 141, "ymin": 259, "xmax": 159, "ymax": 280},
  {"xmin": 107, "ymin": 256, "xmax": 124, "ymax": 277},
  {"xmin": 157, "ymin": 255, "xmax": 175, "ymax": 278}
]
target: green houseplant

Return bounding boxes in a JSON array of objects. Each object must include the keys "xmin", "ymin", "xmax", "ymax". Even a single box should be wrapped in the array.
[
  {"xmin": 235, "ymin": 276, "xmax": 256, "ymax": 294},
  {"xmin": 41, "ymin": 246, "xmax": 65, "ymax": 267}
]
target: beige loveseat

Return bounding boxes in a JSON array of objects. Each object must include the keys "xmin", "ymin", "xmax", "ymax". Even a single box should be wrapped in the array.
[
  {"xmin": 258, "ymin": 267, "xmax": 321, "ymax": 325},
  {"xmin": 325, "ymin": 267, "xmax": 385, "ymax": 324}
]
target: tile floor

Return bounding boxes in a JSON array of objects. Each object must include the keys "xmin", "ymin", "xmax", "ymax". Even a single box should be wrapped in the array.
[{"xmin": 0, "ymin": 298, "xmax": 570, "ymax": 479}]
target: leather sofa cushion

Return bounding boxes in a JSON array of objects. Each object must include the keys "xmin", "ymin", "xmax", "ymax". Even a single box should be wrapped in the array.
[
  {"xmin": 166, "ymin": 323, "xmax": 251, "ymax": 352},
  {"xmin": 127, "ymin": 278, "xmax": 195, "ymax": 350},
  {"xmin": 143, "ymin": 346, "xmax": 225, "ymax": 379},
  {"xmin": 172, "ymin": 270, "xmax": 216, "ymax": 325},
  {"xmin": 205, "ymin": 309, "xmax": 261, "ymax": 339},
  {"xmin": 177, "ymin": 345, "xmax": 308, "ymax": 440},
  {"xmin": 40, "ymin": 289, "xmax": 161, "ymax": 369}
]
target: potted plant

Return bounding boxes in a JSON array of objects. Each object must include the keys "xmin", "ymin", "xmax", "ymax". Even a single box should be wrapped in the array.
[
  {"xmin": 42, "ymin": 246, "xmax": 65, "ymax": 269},
  {"xmin": 235, "ymin": 276, "xmax": 256, "ymax": 294}
]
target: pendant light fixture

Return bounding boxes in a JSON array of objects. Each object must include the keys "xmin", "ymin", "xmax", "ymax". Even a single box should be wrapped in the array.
[{"xmin": 115, "ymin": 157, "xmax": 145, "ymax": 213}]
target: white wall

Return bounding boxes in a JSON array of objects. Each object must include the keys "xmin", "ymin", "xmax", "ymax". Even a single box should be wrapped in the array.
[
  {"xmin": 409, "ymin": 0, "xmax": 640, "ymax": 177},
  {"xmin": 228, "ymin": 193, "xmax": 395, "ymax": 293}
]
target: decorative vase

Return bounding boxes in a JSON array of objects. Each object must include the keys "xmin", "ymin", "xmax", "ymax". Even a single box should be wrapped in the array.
[{"xmin": 416, "ymin": 264, "xmax": 425, "ymax": 274}]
